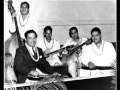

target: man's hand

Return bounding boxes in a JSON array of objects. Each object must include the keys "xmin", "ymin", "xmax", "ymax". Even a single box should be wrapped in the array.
[
  {"xmin": 29, "ymin": 70, "xmax": 39, "ymax": 76},
  {"xmin": 86, "ymin": 38, "xmax": 92, "ymax": 45},
  {"xmin": 75, "ymin": 48, "xmax": 82, "ymax": 56},
  {"xmin": 62, "ymin": 49, "xmax": 68, "ymax": 54},
  {"xmin": 11, "ymin": 11, "xmax": 17, "ymax": 19},
  {"xmin": 88, "ymin": 62, "xmax": 96, "ymax": 69},
  {"xmin": 81, "ymin": 63, "xmax": 87, "ymax": 67},
  {"xmin": 53, "ymin": 72, "xmax": 61, "ymax": 76},
  {"xmin": 43, "ymin": 52, "xmax": 48, "ymax": 58}
]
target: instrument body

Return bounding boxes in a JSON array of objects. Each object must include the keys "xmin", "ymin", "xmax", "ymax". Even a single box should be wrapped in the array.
[
  {"xmin": 61, "ymin": 38, "xmax": 92, "ymax": 64},
  {"xmin": 5, "ymin": 0, "xmax": 24, "ymax": 83},
  {"xmin": 5, "ymin": 0, "xmax": 23, "ymax": 58}
]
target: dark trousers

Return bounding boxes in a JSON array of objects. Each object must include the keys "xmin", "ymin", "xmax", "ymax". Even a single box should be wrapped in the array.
[{"xmin": 53, "ymin": 65, "xmax": 71, "ymax": 77}]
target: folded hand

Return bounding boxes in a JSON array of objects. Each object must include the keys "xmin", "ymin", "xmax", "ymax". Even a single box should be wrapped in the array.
[
  {"xmin": 88, "ymin": 62, "xmax": 95, "ymax": 69},
  {"xmin": 29, "ymin": 70, "xmax": 39, "ymax": 76}
]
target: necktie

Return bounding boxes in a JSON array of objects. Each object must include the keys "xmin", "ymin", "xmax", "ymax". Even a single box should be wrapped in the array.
[{"xmin": 32, "ymin": 47, "xmax": 37, "ymax": 59}]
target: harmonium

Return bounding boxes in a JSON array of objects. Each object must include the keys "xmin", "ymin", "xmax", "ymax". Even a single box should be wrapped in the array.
[{"xmin": 4, "ymin": 73, "xmax": 116, "ymax": 90}]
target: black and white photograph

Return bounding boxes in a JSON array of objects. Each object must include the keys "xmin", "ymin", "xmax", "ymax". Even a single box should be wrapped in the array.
[{"xmin": 4, "ymin": 0, "xmax": 116, "ymax": 90}]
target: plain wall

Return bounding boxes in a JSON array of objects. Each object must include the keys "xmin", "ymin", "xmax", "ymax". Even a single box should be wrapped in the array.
[{"xmin": 4, "ymin": 0, "xmax": 116, "ymax": 44}]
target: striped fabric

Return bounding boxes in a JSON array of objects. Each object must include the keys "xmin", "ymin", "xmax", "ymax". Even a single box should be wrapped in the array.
[
  {"xmin": 37, "ymin": 82, "xmax": 67, "ymax": 90},
  {"xmin": 4, "ymin": 82, "xmax": 67, "ymax": 90},
  {"xmin": 5, "ymin": 74, "xmax": 67, "ymax": 90}
]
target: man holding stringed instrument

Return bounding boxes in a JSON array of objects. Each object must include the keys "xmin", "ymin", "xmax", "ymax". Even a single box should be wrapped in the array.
[
  {"xmin": 11, "ymin": 1, "xmax": 38, "ymax": 44},
  {"xmin": 36, "ymin": 26, "xmax": 63, "ymax": 66},
  {"xmin": 61, "ymin": 27, "xmax": 89, "ymax": 78},
  {"xmin": 5, "ymin": 0, "xmax": 39, "ymax": 83}
]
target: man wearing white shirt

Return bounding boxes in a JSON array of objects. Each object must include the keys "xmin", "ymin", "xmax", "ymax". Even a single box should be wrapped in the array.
[
  {"xmin": 62, "ymin": 27, "xmax": 87, "ymax": 78},
  {"xmin": 5, "ymin": 1, "xmax": 38, "ymax": 61},
  {"xmin": 36, "ymin": 26, "xmax": 63, "ymax": 66},
  {"xmin": 12, "ymin": 1, "xmax": 38, "ymax": 41},
  {"xmin": 80, "ymin": 27, "xmax": 116, "ymax": 76}
]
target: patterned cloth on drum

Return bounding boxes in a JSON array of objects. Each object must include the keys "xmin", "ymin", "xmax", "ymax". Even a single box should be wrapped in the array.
[{"xmin": 37, "ymin": 82, "xmax": 67, "ymax": 90}]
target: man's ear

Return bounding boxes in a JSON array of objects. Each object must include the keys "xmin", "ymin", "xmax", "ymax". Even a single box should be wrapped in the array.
[
  {"xmin": 43, "ymin": 33, "xmax": 46, "ymax": 37},
  {"xmin": 24, "ymin": 38, "xmax": 27, "ymax": 42}
]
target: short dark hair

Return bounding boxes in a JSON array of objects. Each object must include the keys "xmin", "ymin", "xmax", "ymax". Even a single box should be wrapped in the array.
[
  {"xmin": 24, "ymin": 30, "xmax": 37, "ymax": 39},
  {"xmin": 69, "ymin": 27, "xmax": 78, "ymax": 37},
  {"xmin": 20, "ymin": 2, "xmax": 30, "ymax": 9},
  {"xmin": 43, "ymin": 26, "xmax": 52, "ymax": 34},
  {"xmin": 91, "ymin": 27, "xmax": 101, "ymax": 35}
]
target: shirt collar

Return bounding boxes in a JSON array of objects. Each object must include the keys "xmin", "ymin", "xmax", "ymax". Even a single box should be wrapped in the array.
[
  {"xmin": 25, "ymin": 43, "xmax": 36, "ymax": 52},
  {"xmin": 44, "ymin": 37, "xmax": 54, "ymax": 43},
  {"xmin": 92, "ymin": 40, "xmax": 104, "ymax": 48},
  {"xmin": 70, "ymin": 36, "xmax": 82, "ymax": 44}
]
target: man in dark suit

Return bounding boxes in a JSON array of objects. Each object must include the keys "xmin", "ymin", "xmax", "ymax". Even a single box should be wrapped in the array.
[{"xmin": 14, "ymin": 30, "xmax": 69, "ymax": 83}]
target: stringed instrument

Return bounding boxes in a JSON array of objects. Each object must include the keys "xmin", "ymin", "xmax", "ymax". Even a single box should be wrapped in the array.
[
  {"xmin": 8, "ymin": 0, "xmax": 23, "ymax": 47},
  {"xmin": 5, "ymin": 0, "xmax": 23, "ymax": 58},
  {"xmin": 44, "ymin": 45, "xmax": 74, "ymax": 58},
  {"xmin": 61, "ymin": 38, "xmax": 92, "ymax": 64},
  {"xmin": 4, "ymin": 0, "xmax": 24, "ymax": 83}
]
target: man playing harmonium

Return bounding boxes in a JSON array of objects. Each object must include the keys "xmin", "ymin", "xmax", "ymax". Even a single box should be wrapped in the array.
[
  {"xmin": 14, "ymin": 30, "xmax": 69, "ymax": 83},
  {"xmin": 80, "ymin": 27, "xmax": 116, "ymax": 76}
]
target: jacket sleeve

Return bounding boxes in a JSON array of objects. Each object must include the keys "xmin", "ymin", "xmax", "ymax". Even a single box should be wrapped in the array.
[
  {"xmin": 37, "ymin": 48, "xmax": 56, "ymax": 74},
  {"xmin": 14, "ymin": 48, "xmax": 35, "ymax": 75}
]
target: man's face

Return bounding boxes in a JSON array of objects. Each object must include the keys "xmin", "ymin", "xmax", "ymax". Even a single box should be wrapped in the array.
[
  {"xmin": 26, "ymin": 33, "xmax": 37, "ymax": 47},
  {"xmin": 44, "ymin": 30, "xmax": 52, "ymax": 40},
  {"xmin": 70, "ymin": 29, "xmax": 79, "ymax": 40},
  {"xmin": 91, "ymin": 31, "xmax": 101, "ymax": 44},
  {"xmin": 20, "ymin": 3, "xmax": 29, "ymax": 15}
]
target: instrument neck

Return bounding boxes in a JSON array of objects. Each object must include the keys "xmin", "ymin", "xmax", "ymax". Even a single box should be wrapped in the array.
[{"xmin": 14, "ymin": 17, "xmax": 23, "ymax": 47}]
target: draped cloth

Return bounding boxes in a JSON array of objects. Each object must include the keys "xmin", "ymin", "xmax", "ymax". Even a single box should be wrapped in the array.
[
  {"xmin": 5, "ymin": 82, "xmax": 67, "ymax": 90},
  {"xmin": 30, "ymin": 74, "xmax": 68, "ymax": 90},
  {"xmin": 37, "ymin": 82, "xmax": 67, "ymax": 90},
  {"xmin": 25, "ymin": 72, "xmax": 68, "ymax": 90}
]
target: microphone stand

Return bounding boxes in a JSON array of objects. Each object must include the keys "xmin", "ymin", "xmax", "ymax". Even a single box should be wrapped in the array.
[{"xmin": 76, "ymin": 49, "xmax": 82, "ymax": 77}]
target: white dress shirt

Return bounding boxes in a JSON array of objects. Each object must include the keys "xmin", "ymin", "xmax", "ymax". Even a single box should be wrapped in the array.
[
  {"xmin": 36, "ymin": 38, "xmax": 63, "ymax": 66},
  {"xmin": 17, "ymin": 13, "xmax": 38, "ymax": 39},
  {"xmin": 25, "ymin": 43, "xmax": 35, "ymax": 56},
  {"xmin": 81, "ymin": 40, "xmax": 116, "ymax": 66},
  {"xmin": 80, "ymin": 40, "xmax": 116, "ymax": 76}
]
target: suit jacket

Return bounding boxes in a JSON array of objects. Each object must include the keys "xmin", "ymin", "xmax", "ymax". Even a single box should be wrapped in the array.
[{"xmin": 14, "ymin": 46, "xmax": 57, "ymax": 83}]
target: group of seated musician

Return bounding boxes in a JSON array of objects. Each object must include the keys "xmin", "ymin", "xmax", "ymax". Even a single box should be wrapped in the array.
[
  {"xmin": 4, "ymin": 1, "xmax": 116, "ymax": 90},
  {"xmin": 5, "ymin": 26, "xmax": 116, "ymax": 84}
]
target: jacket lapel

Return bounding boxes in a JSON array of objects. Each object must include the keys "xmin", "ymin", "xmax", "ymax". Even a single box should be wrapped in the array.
[{"xmin": 22, "ymin": 46, "xmax": 34, "ymax": 62}]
